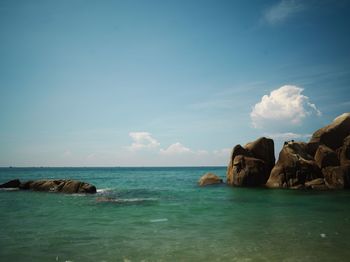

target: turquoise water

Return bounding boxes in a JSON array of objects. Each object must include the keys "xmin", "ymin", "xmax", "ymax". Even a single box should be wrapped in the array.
[{"xmin": 1, "ymin": 167, "xmax": 350, "ymax": 262}]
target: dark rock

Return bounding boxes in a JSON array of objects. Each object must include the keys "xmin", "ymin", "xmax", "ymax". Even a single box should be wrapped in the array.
[
  {"xmin": 266, "ymin": 141, "xmax": 321, "ymax": 189},
  {"xmin": 244, "ymin": 137, "xmax": 275, "ymax": 173},
  {"xmin": 308, "ymin": 113, "xmax": 350, "ymax": 155},
  {"xmin": 323, "ymin": 166, "xmax": 350, "ymax": 189},
  {"xmin": 0, "ymin": 179, "xmax": 21, "ymax": 188},
  {"xmin": 17, "ymin": 179, "xmax": 96, "ymax": 194},
  {"xmin": 226, "ymin": 137, "xmax": 275, "ymax": 187},
  {"xmin": 19, "ymin": 181, "xmax": 33, "ymax": 190},
  {"xmin": 228, "ymin": 155, "xmax": 267, "ymax": 186},
  {"xmin": 227, "ymin": 145, "xmax": 252, "ymax": 181},
  {"xmin": 339, "ymin": 135, "xmax": 350, "ymax": 166},
  {"xmin": 198, "ymin": 173, "xmax": 223, "ymax": 186},
  {"xmin": 314, "ymin": 145, "xmax": 339, "ymax": 169}
]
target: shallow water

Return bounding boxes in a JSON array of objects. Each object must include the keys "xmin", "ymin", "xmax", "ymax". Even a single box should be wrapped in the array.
[{"xmin": 1, "ymin": 167, "xmax": 350, "ymax": 261}]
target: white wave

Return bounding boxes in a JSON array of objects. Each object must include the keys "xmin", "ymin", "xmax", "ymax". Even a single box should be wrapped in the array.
[
  {"xmin": 96, "ymin": 197, "xmax": 158, "ymax": 203},
  {"xmin": 96, "ymin": 188, "xmax": 113, "ymax": 193},
  {"xmin": 150, "ymin": 218, "xmax": 168, "ymax": 223},
  {"xmin": 0, "ymin": 188, "xmax": 19, "ymax": 191}
]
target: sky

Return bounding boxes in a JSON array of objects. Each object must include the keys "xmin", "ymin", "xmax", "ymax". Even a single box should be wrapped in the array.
[{"xmin": 0, "ymin": 0, "xmax": 350, "ymax": 167}]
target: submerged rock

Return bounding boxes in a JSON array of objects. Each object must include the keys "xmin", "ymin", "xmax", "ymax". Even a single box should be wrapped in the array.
[
  {"xmin": 198, "ymin": 173, "xmax": 223, "ymax": 186},
  {"xmin": 227, "ymin": 137, "xmax": 275, "ymax": 187},
  {"xmin": 0, "ymin": 179, "xmax": 96, "ymax": 194},
  {"xmin": 0, "ymin": 179, "xmax": 21, "ymax": 188}
]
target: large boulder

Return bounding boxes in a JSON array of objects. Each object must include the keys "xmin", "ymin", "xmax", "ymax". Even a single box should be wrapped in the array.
[
  {"xmin": 0, "ymin": 179, "xmax": 21, "ymax": 188},
  {"xmin": 322, "ymin": 166, "xmax": 350, "ymax": 189},
  {"xmin": 314, "ymin": 145, "xmax": 339, "ymax": 169},
  {"xmin": 308, "ymin": 113, "xmax": 350, "ymax": 155},
  {"xmin": 228, "ymin": 155, "xmax": 267, "ymax": 186},
  {"xmin": 244, "ymin": 137, "xmax": 275, "ymax": 173},
  {"xmin": 266, "ymin": 141, "xmax": 321, "ymax": 188},
  {"xmin": 1, "ymin": 179, "xmax": 96, "ymax": 194},
  {"xmin": 198, "ymin": 173, "xmax": 223, "ymax": 186},
  {"xmin": 226, "ymin": 137, "xmax": 275, "ymax": 187}
]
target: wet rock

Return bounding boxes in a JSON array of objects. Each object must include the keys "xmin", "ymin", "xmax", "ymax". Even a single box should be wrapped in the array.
[
  {"xmin": 0, "ymin": 179, "xmax": 20, "ymax": 188},
  {"xmin": 305, "ymin": 178, "xmax": 327, "ymax": 190},
  {"xmin": 1, "ymin": 179, "xmax": 96, "ymax": 194},
  {"xmin": 198, "ymin": 173, "xmax": 223, "ymax": 186}
]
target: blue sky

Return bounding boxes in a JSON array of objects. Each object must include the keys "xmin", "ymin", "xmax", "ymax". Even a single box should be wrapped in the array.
[{"xmin": 0, "ymin": 0, "xmax": 349, "ymax": 166}]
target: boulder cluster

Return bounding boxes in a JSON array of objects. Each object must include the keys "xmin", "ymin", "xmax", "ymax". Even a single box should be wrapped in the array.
[
  {"xmin": 230, "ymin": 112, "xmax": 350, "ymax": 190},
  {"xmin": 199, "ymin": 113, "xmax": 350, "ymax": 189},
  {"xmin": 0, "ymin": 179, "xmax": 96, "ymax": 194}
]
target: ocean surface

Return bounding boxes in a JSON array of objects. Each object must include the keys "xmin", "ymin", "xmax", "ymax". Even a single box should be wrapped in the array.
[{"xmin": 1, "ymin": 167, "xmax": 350, "ymax": 262}]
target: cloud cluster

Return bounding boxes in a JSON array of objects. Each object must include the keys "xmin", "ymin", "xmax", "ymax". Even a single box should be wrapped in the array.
[
  {"xmin": 126, "ymin": 132, "xmax": 230, "ymax": 165},
  {"xmin": 250, "ymin": 85, "xmax": 321, "ymax": 128},
  {"xmin": 263, "ymin": 0, "xmax": 305, "ymax": 25},
  {"xmin": 128, "ymin": 132, "xmax": 160, "ymax": 151}
]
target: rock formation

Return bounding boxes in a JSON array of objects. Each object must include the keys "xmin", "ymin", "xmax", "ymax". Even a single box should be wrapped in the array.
[
  {"xmin": 0, "ymin": 179, "xmax": 96, "ymax": 194},
  {"xmin": 266, "ymin": 112, "xmax": 350, "ymax": 189},
  {"xmin": 266, "ymin": 141, "xmax": 321, "ymax": 189},
  {"xmin": 198, "ymin": 173, "xmax": 223, "ymax": 186},
  {"xmin": 227, "ymin": 137, "xmax": 275, "ymax": 187}
]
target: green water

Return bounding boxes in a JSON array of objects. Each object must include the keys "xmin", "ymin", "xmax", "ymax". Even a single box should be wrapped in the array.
[{"xmin": 1, "ymin": 167, "xmax": 350, "ymax": 261}]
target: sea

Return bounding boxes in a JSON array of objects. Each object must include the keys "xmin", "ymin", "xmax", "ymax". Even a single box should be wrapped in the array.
[{"xmin": 1, "ymin": 167, "xmax": 350, "ymax": 262}]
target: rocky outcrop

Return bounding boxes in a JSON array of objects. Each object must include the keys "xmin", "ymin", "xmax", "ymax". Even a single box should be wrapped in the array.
[
  {"xmin": 198, "ymin": 173, "xmax": 223, "ymax": 186},
  {"xmin": 266, "ymin": 141, "xmax": 321, "ymax": 188},
  {"xmin": 227, "ymin": 137, "xmax": 275, "ymax": 187},
  {"xmin": 308, "ymin": 113, "xmax": 350, "ymax": 156},
  {"xmin": 0, "ymin": 179, "xmax": 21, "ymax": 188},
  {"xmin": 266, "ymin": 112, "xmax": 350, "ymax": 190},
  {"xmin": 0, "ymin": 179, "xmax": 96, "ymax": 194}
]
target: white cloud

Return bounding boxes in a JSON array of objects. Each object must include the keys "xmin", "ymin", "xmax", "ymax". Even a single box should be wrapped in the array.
[
  {"xmin": 160, "ymin": 142, "xmax": 192, "ymax": 155},
  {"xmin": 250, "ymin": 85, "xmax": 321, "ymax": 128},
  {"xmin": 265, "ymin": 132, "xmax": 311, "ymax": 141},
  {"xmin": 263, "ymin": 0, "xmax": 305, "ymax": 25},
  {"xmin": 128, "ymin": 132, "xmax": 160, "ymax": 151}
]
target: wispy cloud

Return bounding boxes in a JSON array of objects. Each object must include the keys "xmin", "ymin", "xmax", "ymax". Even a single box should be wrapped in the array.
[
  {"xmin": 265, "ymin": 132, "xmax": 311, "ymax": 141},
  {"xmin": 128, "ymin": 132, "xmax": 160, "ymax": 151},
  {"xmin": 250, "ymin": 85, "xmax": 321, "ymax": 128},
  {"xmin": 263, "ymin": 0, "xmax": 306, "ymax": 25},
  {"xmin": 160, "ymin": 142, "xmax": 192, "ymax": 155}
]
